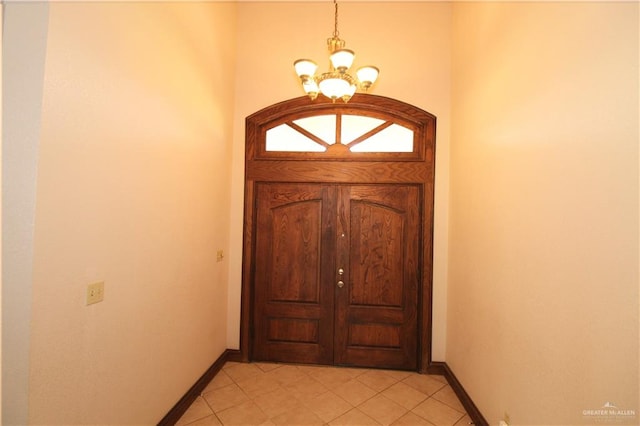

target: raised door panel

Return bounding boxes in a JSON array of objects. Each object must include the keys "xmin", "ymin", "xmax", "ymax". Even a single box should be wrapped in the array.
[
  {"xmin": 335, "ymin": 185, "xmax": 420, "ymax": 370},
  {"xmin": 252, "ymin": 183, "xmax": 336, "ymax": 364}
]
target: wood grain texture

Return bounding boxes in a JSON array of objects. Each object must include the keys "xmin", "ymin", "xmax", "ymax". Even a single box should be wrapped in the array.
[
  {"xmin": 247, "ymin": 161, "xmax": 432, "ymax": 183},
  {"xmin": 242, "ymin": 94, "xmax": 436, "ymax": 372},
  {"xmin": 335, "ymin": 185, "xmax": 419, "ymax": 369}
]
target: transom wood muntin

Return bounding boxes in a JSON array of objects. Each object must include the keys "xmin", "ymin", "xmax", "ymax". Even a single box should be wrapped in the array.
[{"xmin": 270, "ymin": 117, "xmax": 408, "ymax": 152}]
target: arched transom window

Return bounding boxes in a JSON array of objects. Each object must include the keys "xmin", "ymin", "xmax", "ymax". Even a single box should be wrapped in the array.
[
  {"xmin": 266, "ymin": 114, "xmax": 414, "ymax": 153},
  {"xmin": 249, "ymin": 95, "xmax": 434, "ymax": 162}
]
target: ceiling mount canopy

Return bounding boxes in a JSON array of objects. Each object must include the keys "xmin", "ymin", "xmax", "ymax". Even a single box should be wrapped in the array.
[{"xmin": 294, "ymin": 0, "xmax": 379, "ymax": 103}]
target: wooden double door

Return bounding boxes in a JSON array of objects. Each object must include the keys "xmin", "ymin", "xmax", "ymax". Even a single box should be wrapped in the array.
[{"xmin": 252, "ymin": 182, "xmax": 421, "ymax": 370}]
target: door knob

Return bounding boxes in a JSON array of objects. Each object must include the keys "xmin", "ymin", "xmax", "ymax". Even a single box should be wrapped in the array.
[
  {"xmin": 337, "ymin": 280, "xmax": 345, "ymax": 288},
  {"xmin": 338, "ymin": 268, "xmax": 344, "ymax": 275}
]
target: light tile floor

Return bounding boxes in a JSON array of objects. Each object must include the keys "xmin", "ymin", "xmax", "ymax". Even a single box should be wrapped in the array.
[{"xmin": 176, "ymin": 362, "xmax": 472, "ymax": 426}]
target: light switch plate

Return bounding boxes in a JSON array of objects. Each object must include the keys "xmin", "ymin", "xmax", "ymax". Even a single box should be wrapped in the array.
[{"xmin": 87, "ymin": 281, "xmax": 105, "ymax": 305}]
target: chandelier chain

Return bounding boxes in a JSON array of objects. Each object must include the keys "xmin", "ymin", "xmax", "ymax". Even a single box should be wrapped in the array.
[{"xmin": 333, "ymin": 0, "xmax": 339, "ymax": 39}]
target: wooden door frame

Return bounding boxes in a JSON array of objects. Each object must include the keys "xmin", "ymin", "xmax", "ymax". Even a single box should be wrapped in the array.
[{"xmin": 239, "ymin": 94, "xmax": 436, "ymax": 373}]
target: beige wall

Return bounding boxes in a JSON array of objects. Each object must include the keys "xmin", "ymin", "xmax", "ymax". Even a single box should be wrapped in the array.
[
  {"xmin": 24, "ymin": 2, "xmax": 237, "ymax": 424},
  {"xmin": 449, "ymin": 2, "xmax": 639, "ymax": 424},
  {"xmin": 227, "ymin": 1, "xmax": 452, "ymax": 361},
  {"xmin": 2, "ymin": 3, "xmax": 50, "ymax": 424}
]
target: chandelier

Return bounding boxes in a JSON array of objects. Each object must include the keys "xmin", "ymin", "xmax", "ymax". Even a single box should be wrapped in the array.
[{"xmin": 293, "ymin": 0, "xmax": 379, "ymax": 103}]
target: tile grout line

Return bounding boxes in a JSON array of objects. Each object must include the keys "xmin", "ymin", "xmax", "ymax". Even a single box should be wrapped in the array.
[
  {"xmin": 215, "ymin": 364, "xmax": 277, "ymax": 424},
  {"xmin": 182, "ymin": 362, "xmax": 469, "ymax": 426}
]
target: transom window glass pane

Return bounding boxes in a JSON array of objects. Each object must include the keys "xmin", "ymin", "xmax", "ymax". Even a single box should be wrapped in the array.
[
  {"xmin": 293, "ymin": 115, "xmax": 336, "ymax": 145},
  {"xmin": 350, "ymin": 124, "xmax": 414, "ymax": 152},
  {"xmin": 266, "ymin": 124, "xmax": 326, "ymax": 152},
  {"xmin": 341, "ymin": 115, "xmax": 385, "ymax": 144},
  {"xmin": 265, "ymin": 114, "xmax": 414, "ymax": 153}
]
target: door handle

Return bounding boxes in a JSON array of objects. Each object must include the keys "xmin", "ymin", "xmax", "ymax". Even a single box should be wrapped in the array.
[
  {"xmin": 338, "ymin": 268, "xmax": 344, "ymax": 275},
  {"xmin": 337, "ymin": 280, "xmax": 345, "ymax": 288}
]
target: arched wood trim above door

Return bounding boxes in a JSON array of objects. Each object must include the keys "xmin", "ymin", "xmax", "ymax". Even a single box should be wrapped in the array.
[{"xmin": 240, "ymin": 94, "xmax": 436, "ymax": 372}]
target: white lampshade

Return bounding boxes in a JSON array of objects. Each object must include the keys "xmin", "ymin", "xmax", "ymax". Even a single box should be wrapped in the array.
[
  {"xmin": 319, "ymin": 77, "xmax": 351, "ymax": 100},
  {"xmin": 341, "ymin": 84, "xmax": 357, "ymax": 102},
  {"xmin": 330, "ymin": 49, "xmax": 355, "ymax": 73},
  {"xmin": 294, "ymin": 59, "xmax": 318, "ymax": 78},
  {"xmin": 302, "ymin": 79, "xmax": 319, "ymax": 100},
  {"xmin": 356, "ymin": 66, "xmax": 379, "ymax": 89}
]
